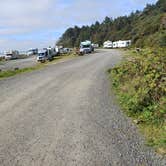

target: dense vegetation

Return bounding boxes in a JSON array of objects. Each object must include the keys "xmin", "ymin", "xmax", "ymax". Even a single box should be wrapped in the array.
[
  {"xmin": 109, "ymin": 48, "xmax": 166, "ymax": 154},
  {"xmin": 58, "ymin": 0, "xmax": 166, "ymax": 48}
]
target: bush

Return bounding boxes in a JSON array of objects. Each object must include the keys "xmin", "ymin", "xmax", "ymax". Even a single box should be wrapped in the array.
[{"xmin": 109, "ymin": 48, "xmax": 166, "ymax": 151}]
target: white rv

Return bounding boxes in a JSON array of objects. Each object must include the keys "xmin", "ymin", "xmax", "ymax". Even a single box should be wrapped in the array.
[
  {"xmin": 80, "ymin": 40, "xmax": 93, "ymax": 54},
  {"xmin": 113, "ymin": 41, "xmax": 118, "ymax": 48},
  {"xmin": 92, "ymin": 43, "xmax": 99, "ymax": 48},
  {"xmin": 103, "ymin": 41, "xmax": 113, "ymax": 48},
  {"xmin": 27, "ymin": 48, "xmax": 38, "ymax": 56},
  {"xmin": 37, "ymin": 47, "xmax": 57, "ymax": 62},
  {"xmin": 4, "ymin": 50, "xmax": 19, "ymax": 60},
  {"xmin": 113, "ymin": 40, "xmax": 131, "ymax": 48}
]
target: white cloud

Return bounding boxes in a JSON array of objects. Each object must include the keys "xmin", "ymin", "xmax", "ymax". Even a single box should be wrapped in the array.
[
  {"xmin": 0, "ymin": 37, "xmax": 56, "ymax": 51},
  {"xmin": 0, "ymin": 0, "xmax": 157, "ymax": 51}
]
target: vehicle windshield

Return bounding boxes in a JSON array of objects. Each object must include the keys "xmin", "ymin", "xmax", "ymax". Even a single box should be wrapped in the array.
[
  {"xmin": 81, "ymin": 45, "xmax": 90, "ymax": 48},
  {"xmin": 38, "ymin": 53, "xmax": 45, "ymax": 56}
]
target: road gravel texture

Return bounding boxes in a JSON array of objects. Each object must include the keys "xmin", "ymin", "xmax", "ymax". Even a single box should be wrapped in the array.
[{"xmin": 0, "ymin": 49, "xmax": 165, "ymax": 166}]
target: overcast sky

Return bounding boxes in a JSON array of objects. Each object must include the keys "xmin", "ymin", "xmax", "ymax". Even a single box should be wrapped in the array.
[{"xmin": 0, "ymin": 0, "xmax": 157, "ymax": 51}]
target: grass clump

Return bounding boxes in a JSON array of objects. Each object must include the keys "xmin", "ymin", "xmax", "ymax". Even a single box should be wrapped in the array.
[
  {"xmin": 0, "ymin": 65, "xmax": 43, "ymax": 79},
  {"xmin": 109, "ymin": 48, "xmax": 166, "ymax": 154}
]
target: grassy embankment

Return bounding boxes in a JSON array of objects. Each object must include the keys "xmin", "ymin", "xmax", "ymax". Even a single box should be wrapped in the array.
[
  {"xmin": 108, "ymin": 48, "xmax": 166, "ymax": 155},
  {"xmin": 0, "ymin": 53, "xmax": 77, "ymax": 79}
]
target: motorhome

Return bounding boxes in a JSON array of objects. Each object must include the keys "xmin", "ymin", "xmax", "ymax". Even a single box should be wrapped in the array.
[
  {"xmin": 80, "ymin": 40, "xmax": 93, "ymax": 54},
  {"xmin": 27, "ymin": 48, "xmax": 38, "ymax": 56},
  {"xmin": 37, "ymin": 47, "xmax": 57, "ymax": 62},
  {"xmin": 103, "ymin": 41, "xmax": 113, "ymax": 48},
  {"xmin": 4, "ymin": 50, "xmax": 19, "ymax": 60}
]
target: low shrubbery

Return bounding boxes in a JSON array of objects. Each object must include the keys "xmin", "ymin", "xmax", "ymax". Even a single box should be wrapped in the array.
[{"xmin": 109, "ymin": 48, "xmax": 166, "ymax": 154}]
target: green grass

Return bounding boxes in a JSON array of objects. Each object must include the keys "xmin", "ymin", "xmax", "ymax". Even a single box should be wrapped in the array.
[
  {"xmin": 108, "ymin": 48, "xmax": 166, "ymax": 155},
  {"xmin": 0, "ymin": 64, "xmax": 43, "ymax": 79},
  {"xmin": 0, "ymin": 53, "xmax": 78, "ymax": 79}
]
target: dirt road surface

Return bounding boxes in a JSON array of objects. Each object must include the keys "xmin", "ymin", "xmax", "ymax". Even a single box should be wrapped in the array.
[{"xmin": 0, "ymin": 50, "xmax": 165, "ymax": 166}]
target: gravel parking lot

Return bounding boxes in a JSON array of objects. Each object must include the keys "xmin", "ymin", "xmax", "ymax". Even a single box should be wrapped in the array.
[
  {"xmin": 0, "ymin": 55, "xmax": 37, "ymax": 71},
  {"xmin": 0, "ymin": 49, "xmax": 165, "ymax": 166}
]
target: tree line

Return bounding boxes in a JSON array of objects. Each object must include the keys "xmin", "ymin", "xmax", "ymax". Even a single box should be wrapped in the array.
[{"xmin": 57, "ymin": 0, "xmax": 166, "ymax": 48}]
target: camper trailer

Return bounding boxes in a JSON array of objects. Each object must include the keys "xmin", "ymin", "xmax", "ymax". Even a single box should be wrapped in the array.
[
  {"xmin": 116, "ymin": 40, "xmax": 131, "ymax": 48},
  {"xmin": 4, "ymin": 50, "xmax": 19, "ymax": 60},
  {"xmin": 92, "ymin": 43, "xmax": 99, "ymax": 48},
  {"xmin": 113, "ymin": 41, "xmax": 118, "ymax": 48},
  {"xmin": 103, "ymin": 41, "xmax": 113, "ymax": 48},
  {"xmin": 113, "ymin": 40, "xmax": 131, "ymax": 48}
]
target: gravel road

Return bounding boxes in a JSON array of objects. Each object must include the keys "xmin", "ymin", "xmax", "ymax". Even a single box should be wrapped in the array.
[
  {"xmin": 0, "ymin": 49, "xmax": 165, "ymax": 166},
  {"xmin": 0, "ymin": 56, "xmax": 37, "ymax": 71}
]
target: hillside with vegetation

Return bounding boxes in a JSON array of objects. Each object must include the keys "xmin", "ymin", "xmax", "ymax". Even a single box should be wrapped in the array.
[
  {"xmin": 57, "ymin": 0, "xmax": 166, "ymax": 48},
  {"xmin": 109, "ymin": 48, "xmax": 166, "ymax": 154}
]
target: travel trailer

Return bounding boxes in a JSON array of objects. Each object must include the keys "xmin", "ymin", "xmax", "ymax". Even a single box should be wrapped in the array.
[
  {"xmin": 116, "ymin": 40, "xmax": 131, "ymax": 48},
  {"xmin": 4, "ymin": 50, "xmax": 19, "ymax": 60},
  {"xmin": 92, "ymin": 43, "xmax": 99, "ymax": 48},
  {"xmin": 103, "ymin": 41, "xmax": 113, "ymax": 48},
  {"xmin": 113, "ymin": 41, "xmax": 118, "ymax": 48},
  {"xmin": 113, "ymin": 40, "xmax": 131, "ymax": 48}
]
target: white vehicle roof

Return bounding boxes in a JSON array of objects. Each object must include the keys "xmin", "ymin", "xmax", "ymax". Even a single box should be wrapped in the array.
[
  {"xmin": 81, "ymin": 40, "xmax": 91, "ymax": 45},
  {"xmin": 38, "ymin": 50, "xmax": 47, "ymax": 54}
]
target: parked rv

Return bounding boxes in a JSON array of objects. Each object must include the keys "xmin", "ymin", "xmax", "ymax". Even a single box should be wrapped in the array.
[
  {"xmin": 27, "ymin": 48, "xmax": 38, "ymax": 56},
  {"xmin": 58, "ymin": 48, "xmax": 71, "ymax": 54},
  {"xmin": 63, "ymin": 48, "xmax": 72, "ymax": 54},
  {"xmin": 80, "ymin": 40, "xmax": 93, "ymax": 54},
  {"xmin": 103, "ymin": 41, "xmax": 113, "ymax": 48},
  {"xmin": 4, "ymin": 50, "xmax": 19, "ymax": 60},
  {"xmin": 55, "ymin": 46, "xmax": 60, "ymax": 55},
  {"xmin": 116, "ymin": 40, "xmax": 131, "ymax": 48},
  {"xmin": 37, "ymin": 47, "xmax": 57, "ymax": 62},
  {"xmin": 92, "ymin": 43, "xmax": 99, "ymax": 48},
  {"xmin": 113, "ymin": 40, "xmax": 131, "ymax": 48},
  {"xmin": 113, "ymin": 41, "xmax": 118, "ymax": 48}
]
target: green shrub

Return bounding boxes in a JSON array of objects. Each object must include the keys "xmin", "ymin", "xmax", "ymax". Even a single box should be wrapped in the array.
[{"xmin": 109, "ymin": 48, "xmax": 166, "ymax": 152}]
